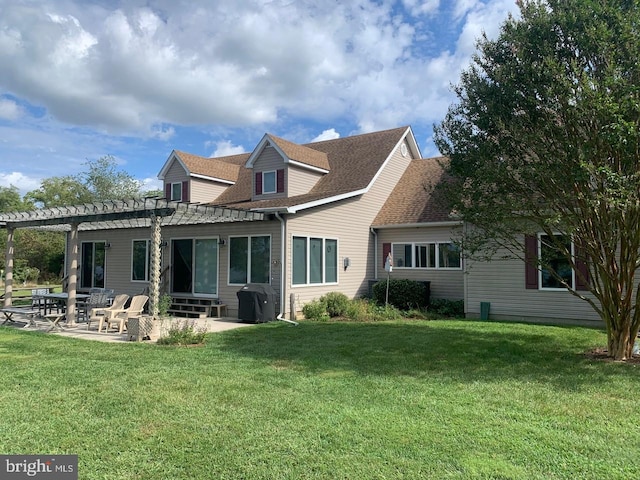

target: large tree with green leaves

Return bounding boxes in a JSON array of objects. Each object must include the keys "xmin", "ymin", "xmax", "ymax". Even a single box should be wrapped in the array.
[{"xmin": 434, "ymin": 0, "xmax": 640, "ymax": 359}]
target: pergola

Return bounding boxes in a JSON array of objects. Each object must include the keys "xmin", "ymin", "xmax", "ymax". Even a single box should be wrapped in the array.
[{"xmin": 0, "ymin": 198, "xmax": 264, "ymax": 324}]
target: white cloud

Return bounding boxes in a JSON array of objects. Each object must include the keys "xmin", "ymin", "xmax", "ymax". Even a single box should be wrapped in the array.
[
  {"xmin": 311, "ymin": 129, "xmax": 340, "ymax": 142},
  {"xmin": 209, "ymin": 140, "xmax": 246, "ymax": 158},
  {"xmin": 0, "ymin": 172, "xmax": 41, "ymax": 194},
  {"xmin": 0, "ymin": 98, "xmax": 22, "ymax": 120}
]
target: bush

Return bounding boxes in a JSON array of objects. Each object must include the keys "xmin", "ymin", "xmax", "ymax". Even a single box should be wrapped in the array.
[
  {"xmin": 320, "ymin": 291, "xmax": 350, "ymax": 317},
  {"xmin": 372, "ymin": 279, "xmax": 428, "ymax": 310},
  {"xmin": 302, "ymin": 299, "xmax": 330, "ymax": 321},
  {"xmin": 429, "ymin": 299, "xmax": 464, "ymax": 317},
  {"xmin": 157, "ymin": 320, "xmax": 206, "ymax": 345}
]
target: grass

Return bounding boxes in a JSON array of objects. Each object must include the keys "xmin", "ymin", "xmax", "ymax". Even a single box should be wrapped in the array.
[{"xmin": 0, "ymin": 319, "xmax": 638, "ymax": 479}]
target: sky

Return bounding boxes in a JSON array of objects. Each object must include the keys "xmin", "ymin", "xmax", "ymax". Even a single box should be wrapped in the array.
[{"xmin": 0, "ymin": 0, "xmax": 519, "ymax": 196}]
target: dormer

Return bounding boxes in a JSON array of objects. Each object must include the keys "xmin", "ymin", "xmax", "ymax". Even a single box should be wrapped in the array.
[
  {"xmin": 246, "ymin": 134, "xmax": 330, "ymax": 200},
  {"xmin": 158, "ymin": 150, "xmax": 241, "ymax": 204}
]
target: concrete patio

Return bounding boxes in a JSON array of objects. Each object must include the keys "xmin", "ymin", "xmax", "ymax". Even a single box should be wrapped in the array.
[{"xmin": 0, "ymin": 311, "xmax": 254, "ymax": 343}]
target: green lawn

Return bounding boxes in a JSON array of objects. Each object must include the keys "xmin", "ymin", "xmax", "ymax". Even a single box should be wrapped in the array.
[{"xmin": 0, "ymin": 320, "xmax": 638, "ymax": 479}]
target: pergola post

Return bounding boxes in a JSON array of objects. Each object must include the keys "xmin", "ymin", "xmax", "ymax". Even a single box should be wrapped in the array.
[
  {"xmin": 66, "ymin": 223, "xmax": 79, "ymax": 325},
  {"xmin": 4, "ymin": 226, "xmax": 14, "ymax": 307},
  {"xmin": 148, "ymin": 215, "xmax": 161, "ymax": 318}
]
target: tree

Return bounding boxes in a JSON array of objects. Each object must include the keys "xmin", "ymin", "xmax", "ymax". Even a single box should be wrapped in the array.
[
  {"xmin": 24, "ymin": 176, "xmax": 92, "ymax": 208},
  {"xmin": 433, "ymin": 0, "xmax": 640, "ymax": 360},
  {"xmin": 81, "ymin": 155, "xmax": 142, "ymax": 200}
]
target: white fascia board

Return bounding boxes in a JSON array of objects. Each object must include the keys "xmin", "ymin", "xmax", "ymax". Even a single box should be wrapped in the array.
[
  {"xmin": 287, "ymin": 189, "xmax": 367, "ymax": 213},
  {"xmin": 372, "ymin": 221, "xmax": 463, "ymax": 229},
  {"xmin": 404, "ymin": 126, "xmax": 422, "ymax": 159},
  {"xmin": 245, "ymin": 134, "xmax": 288, "ymax": 168},
  {"xmin": 190, "ymin": 173, "xmax": 235, "ymax": 185},
  {"xmin": 286, "ymin": 159, "xmax": 329, "ymax": 174},
  {"xmin": 158, "ymin": 150, "xmax": 187, "ymax": 180}
]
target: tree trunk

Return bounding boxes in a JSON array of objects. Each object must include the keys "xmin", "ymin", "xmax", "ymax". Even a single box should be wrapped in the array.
[{"xmin": 607, "ymin": 322, "xmax": 635, "ymax": 360}]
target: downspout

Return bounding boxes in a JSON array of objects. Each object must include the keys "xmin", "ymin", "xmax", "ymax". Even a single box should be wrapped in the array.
[
  {"xmin": 370, "ymin": 227, "xmax": 378, "ymax": 280},
  {"xmin": 275, "ymin": 212, "xmax": 298, "ymax": 326}
]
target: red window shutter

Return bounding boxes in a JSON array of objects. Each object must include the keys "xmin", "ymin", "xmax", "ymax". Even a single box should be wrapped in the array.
[
  {"xmin": 524, "ymin": 235, "xmax": 539, "ymax": 289},
  {"xmin": 575, "ymin": 241, "xmax": 590, "ymax": 291},
  {"xmin": 255, "ymin": 172, "xmax": 262, "ymax": 195},
  {"xmin": 181, "ymin": 181, "xmax": 189, "ymax": 202},
  {"xmin": 277, "ymin": 169, "xmax": 285, "ymax": 193},
  {"xmin": 165, "ymin": 183, "xmax": 171, "ymax": 200},
  {"xmin": 382, "ymin": 243, "xmax": 391, "ymax": 268}
]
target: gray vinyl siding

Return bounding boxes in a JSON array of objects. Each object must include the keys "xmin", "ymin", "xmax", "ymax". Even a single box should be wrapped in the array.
[
  {"xmin": 287, "ymin": 164, "xmax": 324, "ymax": 196},
  {"xmin": 376, "ymin": 226, "xmax": 464, "ymax": 300},
  {"xmin": 164, "ymin": 160, "xmax": 188, "ymax": 184},
  {"xmin": 284, "ymin": 143, "xmax": 413, "ymax": 312},
  {"xmin": 75, "ymin": 219, "xmax": 281, "ymax": 317},
  {"xmin": 252, "ymin": 146, "xmax": 286, "ymax": 200},
  {"xmin": 190, "ymin": 177, "xmax": 228, "ymax": 204},
  {"xmin": 464, "ymin": 239, "xmax": 601, "ymax": 327}
]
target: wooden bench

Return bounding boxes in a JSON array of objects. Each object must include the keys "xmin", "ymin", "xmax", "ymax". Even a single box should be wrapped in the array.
[{"xmin": 0, "ymin": 307, "xmax": 39, "ymax": 328}]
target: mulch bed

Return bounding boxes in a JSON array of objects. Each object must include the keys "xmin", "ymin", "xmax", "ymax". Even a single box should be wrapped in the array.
[{"xmin": 584, "ymin": 347, "xmax": 640, "ymax": 365}]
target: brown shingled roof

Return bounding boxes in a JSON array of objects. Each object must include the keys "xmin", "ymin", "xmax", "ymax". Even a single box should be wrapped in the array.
[
  {"xmin": 212, "ymin": 126, "xmax": 410, "ymax": 210},
  {"xmin": 174, "ymin": 150, "xmax": 245, "ymax": 183},
  {"xmin": 268, "ymin": 135, "xmax": 330, "ymax": 171},
  {"xmin": 372, "ymin": 157, "xmax": 454, "ymax": 226}
]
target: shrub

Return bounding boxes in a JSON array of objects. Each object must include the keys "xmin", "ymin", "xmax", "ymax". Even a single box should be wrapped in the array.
[
  {"xmin": 320, "ymin": 291, "xmax": 350, "ymax": 317},
  {"xmin": 429, "ymin": 299, "xmax": 465, "ymax": 317},
  {"xmin": 302, "ymin": 299, "xmax": 330, "ymax": 321},
  {"xmin": 157, "ymin": 320, "xmax": 206, "ymax": 346},
  {"xmin": 372, "ymin": 279, "xmax": 428, "ymax": 310}
]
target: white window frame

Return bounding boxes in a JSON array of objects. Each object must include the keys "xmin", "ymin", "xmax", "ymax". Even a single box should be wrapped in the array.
[
  {"xmin": 170, "ymin": 182, "xmax": 182, "ymax": 201},
  {"xmin": 391, "ymin": 242, "xmax": 462, "ymax": 270},
  {"xmin": 262, "ymin": 171, "xmax": 276, "ymax": 194},
  {"xmin": 228, "ymin": 235, "xmax": 272, "ymax": 285},
  {"xmin": 131, "ymin": 239, "xmax": 150, "ymax": 282},
  {"xmin": 292, "ymin": 235, "xmax": 339, "ymax": 287},
  {"xmin": 538, "ymin": 233, "xmax": 575, "ymax": 290}
]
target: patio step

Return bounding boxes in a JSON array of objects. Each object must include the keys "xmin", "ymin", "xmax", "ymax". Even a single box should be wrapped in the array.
[{"xmin": 168, "ymin": 296, "xmax": 215, "ymax": 319}]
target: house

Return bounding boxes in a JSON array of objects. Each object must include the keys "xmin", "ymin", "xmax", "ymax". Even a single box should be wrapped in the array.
[{"xmin": 0, "ymin": 125, "xmax": 602, "ymax": 327}]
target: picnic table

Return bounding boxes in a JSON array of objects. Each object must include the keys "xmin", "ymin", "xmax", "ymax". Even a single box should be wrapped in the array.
[{"xmin": 0, "ymin": 307, "xmax": 39, "ymax": 328}]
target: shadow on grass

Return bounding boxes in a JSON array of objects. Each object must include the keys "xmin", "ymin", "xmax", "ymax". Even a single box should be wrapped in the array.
[{"xmin": 217, "ymin": 320, "xmax": 638, "ymax": 389}]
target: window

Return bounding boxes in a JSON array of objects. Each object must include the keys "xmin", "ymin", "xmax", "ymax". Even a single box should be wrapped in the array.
[
  {"xmin": 81, "ymin": 241, "xmax": 106, "ymax": 288},
  {"xmin": 132, "ymin": 240, "xmax": 150, "ymax": 281},
  {"xmin": 391, "ymin": 242, "xmax": 461, "ymax": 269},
  {"xmin": 292, "ymin": 236, "xmax": 338, "ymax": 285},
  {"xmin": 171, "ymin": 238, "xmax": 218, "ymax": 295},
  {"xmin": 539, "ymin": 234, "xmax": 573, "ymax": 289},
  {"xmin": 229, "ymin": 236, "xmax": 271, "ymax": 284},
  {"xmin": 263, "ymin": 171, "xmax": 276, "ymax": 194},
  {"xmin": 171, "ymin": 182, "xmax": 182, "ymax": 201}
]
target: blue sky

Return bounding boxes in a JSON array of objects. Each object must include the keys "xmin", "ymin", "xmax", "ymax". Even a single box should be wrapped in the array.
[{"xmin": 0, "ymin": 0, "xmax": 519, "ymax": 195}]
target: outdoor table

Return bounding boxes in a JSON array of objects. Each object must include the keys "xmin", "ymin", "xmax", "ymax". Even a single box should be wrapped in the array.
[
  {"xmin": 38, "ymin": 292, "xmax": 90, "ymax": 314},
  {"xmin": 0, "ymin": 307, "xmax": 39, "ymax": 328}
]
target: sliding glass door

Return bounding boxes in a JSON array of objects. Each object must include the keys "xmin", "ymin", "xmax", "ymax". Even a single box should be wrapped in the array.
[{"xmin": 171, "ymin": 238, "xmax": 218, "ymax": 295}]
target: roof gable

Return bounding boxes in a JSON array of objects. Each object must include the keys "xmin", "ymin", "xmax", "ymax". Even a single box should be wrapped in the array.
[
  {"xmin": 245, "ymin": 134, "xmax": 330, "ymax": 173},
  {"xmin": 158, "ymin": 150, "xmax": 245, "ymax": 184}
]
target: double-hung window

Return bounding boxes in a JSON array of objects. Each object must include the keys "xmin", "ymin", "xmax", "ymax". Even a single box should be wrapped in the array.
[
  {"xmin": 171, "ymin": 182, "xmax": 182, "ymax": 201},
  {"xmin": 262, "ymin": 171, "xmax": 276, "ymax": 194},
  {"xmin": 229, "ymin": 235, "xmax": 271, "ymax": 284},
  {"xmin": 292, "ymin": 236, "xmax": 338, "ymax": 285},
  {"xmin": 391, "ymin": 242, "xmax": 461, "ymax": 269},
  {"xmin": 132, "ymin": 239, "xmax": 151, "ymax": 282},
  {"xmin": 539, "ymin": 234, "xmax": 573, "ymax": 289}
]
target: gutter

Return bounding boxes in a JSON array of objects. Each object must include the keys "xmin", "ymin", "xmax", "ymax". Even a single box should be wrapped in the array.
[{"xmin": 275, "ymin": 212, "xmax": 298, "ymax": 326}]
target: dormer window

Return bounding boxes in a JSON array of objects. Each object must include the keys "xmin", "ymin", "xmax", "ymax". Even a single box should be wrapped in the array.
[
  {"xmin": 255, "ymin": 169, "xmax": 285, "ymax": 195},
  {"xmin": 171, "ymin": 182, "xmax": 182, "ymax": 201},
  {"xmin": 263, "ymin": 171, "xmax": 276, "ymax": 194}
]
